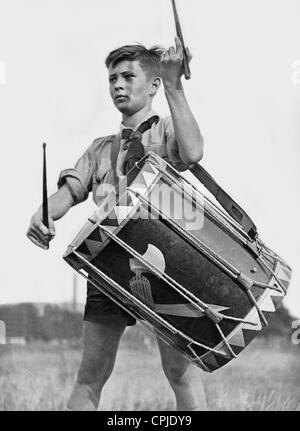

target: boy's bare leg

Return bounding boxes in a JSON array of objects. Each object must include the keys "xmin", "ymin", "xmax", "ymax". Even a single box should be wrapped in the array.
[
  {"xmin": 67, "ymin": 320, "xmax": 126, "ymax": 411},
  {"xmin": 157, "ymin": 338, "xmax": 208, "ymax": 411}
]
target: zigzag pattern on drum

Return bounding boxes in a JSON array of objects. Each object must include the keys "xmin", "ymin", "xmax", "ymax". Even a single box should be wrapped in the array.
[
  {"xmin": 76, "ymin": 161, "xmax": 158, "ymax": 261},
  {"xmin": 201, "ymin": 261, "xmax": 289, "ymax": 372}
]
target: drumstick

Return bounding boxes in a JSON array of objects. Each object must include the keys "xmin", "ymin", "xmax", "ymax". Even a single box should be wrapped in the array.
[
  {"xmin": 42, "ymin": 142, "xmax": 49, "ymax": 230},
  {"xmin": 171, "ymin": 0, "xmax": 191, "ymax": 80}
]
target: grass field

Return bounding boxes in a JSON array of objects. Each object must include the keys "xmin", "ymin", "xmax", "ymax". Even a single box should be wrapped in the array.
[{"xmin": 0, "ymin": 329, "xmax": 300, "ymax": 411}]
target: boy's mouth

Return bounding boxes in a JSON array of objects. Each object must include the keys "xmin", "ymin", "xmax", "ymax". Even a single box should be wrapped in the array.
[{"xmin": 115, "ymin": 95, "xmax": 128, "ymax": 101}]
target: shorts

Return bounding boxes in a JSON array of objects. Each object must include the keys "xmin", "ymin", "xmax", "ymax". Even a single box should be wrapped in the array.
[{"xmin": 83, "ymin": 280, "xmax": 137, "ymax": 327}]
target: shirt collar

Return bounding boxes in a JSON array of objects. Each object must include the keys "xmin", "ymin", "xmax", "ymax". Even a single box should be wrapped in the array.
[{"xmin": 119, "ymin": 109, "xmax": 159, "ymax": 137}]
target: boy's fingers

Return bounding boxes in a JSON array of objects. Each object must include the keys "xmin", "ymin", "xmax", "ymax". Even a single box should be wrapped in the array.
[
  {"xmin": 40, "ymin": 222, "xmax": 55, "ymax": 238},
  {"xmin": 29, "ymin": 223, "xmax": 51, "ymax": 245},
  {"xmin": 26, "ymin": 211, "xmax": 54, "ymax": 249},
  {"xmin": 175, "ymin": 36, "xmax": 183, "ymax": 55},
  {"xmin": 185, "ymin": 46, "xmax": 193, "ymax": 62},
  {"xmin": 48, "ymin": 219, "xmax": 56, "ymax": 237},
  {"xmin": 34, "ymin": 230, "xmax": 49, "ymax": 247},
  {"xmin": 40, "ymin": 223, "xmax": 49, "ymax": 236},
  {"xmin": 26, "ymin": 231, "xmax": 48, "ymax": 250},
  {"xmin": 160, "ymin": 50, "xmax": 168, "ymax": 61},
  {"xmin": 168, "ymin": 46, "xmax": 176, "ymax": 56}
]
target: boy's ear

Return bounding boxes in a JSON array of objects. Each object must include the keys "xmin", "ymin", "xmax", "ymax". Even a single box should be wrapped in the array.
[{"xmin": 150, "ymin": 77, "xmax": 161, "ymax": 97}]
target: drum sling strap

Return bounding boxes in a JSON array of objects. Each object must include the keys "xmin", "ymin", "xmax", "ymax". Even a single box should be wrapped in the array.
[{"xmin": 189, "ymin": 163, "xmax": 257, "ymax": 240}]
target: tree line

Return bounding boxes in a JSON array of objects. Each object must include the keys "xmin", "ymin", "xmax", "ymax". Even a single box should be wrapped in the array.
[
  {"xmin": 0, "ymin": 303, "xmax": 83, "ymax": 342},
  {"xmin": 0, "ymin": 302, "xmax": 296, "ymax": 342}
]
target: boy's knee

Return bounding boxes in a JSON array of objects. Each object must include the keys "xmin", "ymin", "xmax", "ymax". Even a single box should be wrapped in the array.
[
  {"xmin": 162, "ymin": 362, "xmax": 190, "ymax": 386},
  {"xmin": 77, "ymin": 356, "xmax": 114, "ymax": 387}
]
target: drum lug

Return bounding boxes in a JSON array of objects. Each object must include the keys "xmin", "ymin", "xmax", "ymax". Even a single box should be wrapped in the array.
[{"xmin": 204, "ymin": 307, "xmax": 223, "ymax": 324}]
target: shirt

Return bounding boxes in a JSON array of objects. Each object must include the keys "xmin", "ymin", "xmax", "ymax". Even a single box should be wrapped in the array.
[{"xmin": 57, "ymin": 109, "xmax": 188, "ymax": 206}]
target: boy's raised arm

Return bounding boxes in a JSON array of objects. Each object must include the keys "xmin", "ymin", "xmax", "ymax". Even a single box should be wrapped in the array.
[{"xmin": 161, "ymin": 36, "xmax": 204, "ymax": 165}]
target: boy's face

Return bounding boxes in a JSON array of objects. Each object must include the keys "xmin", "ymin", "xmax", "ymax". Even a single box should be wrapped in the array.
[{"xmin": 108, "ymin": 60, "xmax": 158, "ymax": 115}]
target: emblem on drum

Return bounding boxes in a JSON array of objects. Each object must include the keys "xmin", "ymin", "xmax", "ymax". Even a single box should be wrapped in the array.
[
  {"xmin": 129, "ymin": 244, "xmax": 230, "ymax": 317},
  {"xmin": 129, "ymin": 244, "xmax": 165, "ymax": 309}
]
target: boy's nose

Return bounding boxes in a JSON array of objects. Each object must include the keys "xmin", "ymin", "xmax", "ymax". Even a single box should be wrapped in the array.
[{"xmin": 114, "ymin": 78, "xmax": 124, "ymax": 90}]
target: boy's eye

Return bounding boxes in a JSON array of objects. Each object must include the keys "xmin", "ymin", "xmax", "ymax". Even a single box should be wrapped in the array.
[{"xmin": 109, "ymin": 74, "xmax": 134, "ymax": 84}]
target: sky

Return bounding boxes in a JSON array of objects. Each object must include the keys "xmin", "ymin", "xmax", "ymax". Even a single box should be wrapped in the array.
[{"xmin": 0, "ymin": 0, "xmax": 299, "ymax": 317}]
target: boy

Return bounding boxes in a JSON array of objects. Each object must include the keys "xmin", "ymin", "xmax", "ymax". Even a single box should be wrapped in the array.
[{"xmin": 27, "ymin": 36, "xmax": 207, "ymax": 410}]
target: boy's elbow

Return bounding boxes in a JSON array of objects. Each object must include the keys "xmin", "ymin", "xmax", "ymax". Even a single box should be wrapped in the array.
[
  {"xmin": 191, "ymin": 146, "xmax": 204, "ymax": 164},
  {"xmin": 197, "ymin": 134, "xmax": 205, "ymax": 160},
  {"xmin": 185, "ymin": 136, "xmax": 204, "ymax": 165}
]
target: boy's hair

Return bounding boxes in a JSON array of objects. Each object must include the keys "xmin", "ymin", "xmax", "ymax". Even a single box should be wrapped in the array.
[{"xmin": 105, "ymin": 44, "xmax": 163, "ymax": 78}]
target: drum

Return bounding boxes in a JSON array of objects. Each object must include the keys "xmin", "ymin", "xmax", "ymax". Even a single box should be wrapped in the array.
[{"xmin": 64, "ymin": 152, "xmax": 292, "ymax": 372}]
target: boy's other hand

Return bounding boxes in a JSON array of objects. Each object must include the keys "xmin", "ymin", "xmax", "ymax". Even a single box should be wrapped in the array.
[
  {"xmin": 26, "ymin": 208, "xmax": 56, "ymax": 250},
  {"xmin": 160, "ymin": 36, "xmax": 192, "ymax": 87}
]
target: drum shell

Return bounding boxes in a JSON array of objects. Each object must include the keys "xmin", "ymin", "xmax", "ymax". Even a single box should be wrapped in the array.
[{"xmin": 64, "ymin": 153, "xmax": 292, "ymax": 371}]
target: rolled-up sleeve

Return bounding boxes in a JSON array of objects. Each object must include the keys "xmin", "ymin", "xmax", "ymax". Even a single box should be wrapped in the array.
[{"xmin": 57, "ymin": 145, "xmax": 94, "ymax": 205}]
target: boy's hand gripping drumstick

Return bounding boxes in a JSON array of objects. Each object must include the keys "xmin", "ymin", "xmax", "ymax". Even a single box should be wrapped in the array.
[{"xmin": 171, "ymin": 0, "xmax": 191, "ymax": 80}]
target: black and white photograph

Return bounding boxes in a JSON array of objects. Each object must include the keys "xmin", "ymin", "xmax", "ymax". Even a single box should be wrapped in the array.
[{"xmin": 0, "ymin": 0, "xmax": 299, "ymax": 414}]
